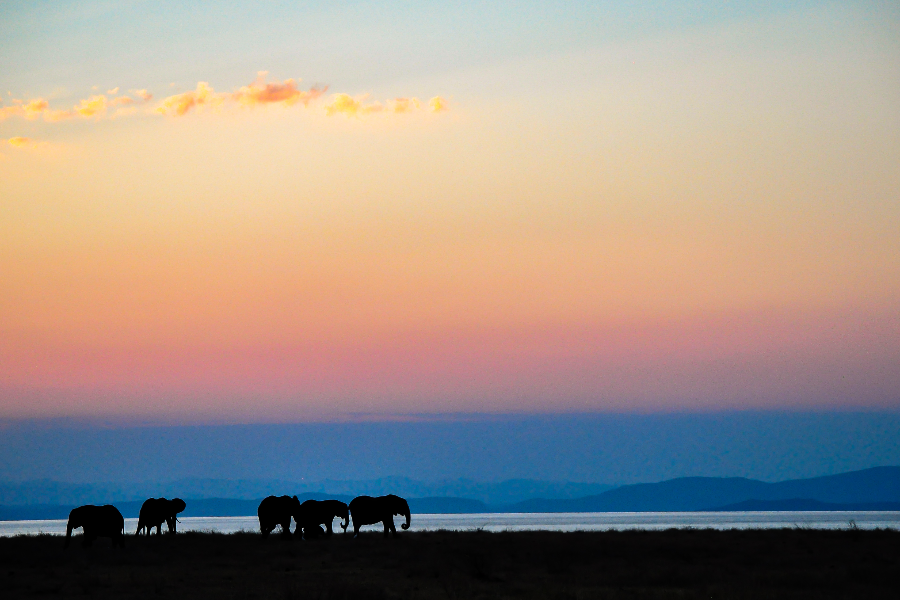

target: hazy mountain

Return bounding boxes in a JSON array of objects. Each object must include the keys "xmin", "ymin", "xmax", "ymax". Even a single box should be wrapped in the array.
[
  {"xmin": 3, "ymin": 467, "xmax": 897, "ymax": 519},
  {"xmin": 500, "ymin": 467, "xmax": 900, "ymax": 512},
  {"xmin": 0, "ymin": 477, "xmax": 612, "ymax": 507}
]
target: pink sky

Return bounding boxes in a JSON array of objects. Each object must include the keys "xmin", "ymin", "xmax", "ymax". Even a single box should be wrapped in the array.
[{"xmin": 1, "ymin": 2, "xmax": 898, "ymax": 422}]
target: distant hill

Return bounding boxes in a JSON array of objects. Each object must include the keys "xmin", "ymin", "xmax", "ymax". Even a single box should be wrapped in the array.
[
  {"xmin": 0, "ymin": 477, "xmax": 612, "ymax": 507},
  {"xmin": 498, "ymin": 467, "xmax": 900, "ymax": 512},
  {"xmin": 2, "ymin": 467, "xmax": 898, "ymax": 520}
]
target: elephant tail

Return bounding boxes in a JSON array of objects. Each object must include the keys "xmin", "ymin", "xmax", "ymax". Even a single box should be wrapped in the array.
[{"xmin": 64, "ymin": 521, "xmax": 73, "ymax": 548}]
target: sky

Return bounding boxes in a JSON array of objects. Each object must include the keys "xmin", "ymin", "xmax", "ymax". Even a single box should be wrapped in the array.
[
  {"xmin": 3, "ymin": 413, "xmax": 900, "ymax": 485},
  {"xmin": 1, "ymin": 1, "xmax": 899, "ymax": 423}
]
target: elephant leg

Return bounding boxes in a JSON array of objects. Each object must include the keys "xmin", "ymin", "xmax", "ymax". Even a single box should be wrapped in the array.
[
  {"xmin": 382, "ymin": 520, "xmax": 390, "ymax": 537},
  {"xmin": 325, "ymin": 520, "xmax": 334, "ymax": 536},
  {"xmin": 354, "ymin": 524, "xmax": 361, "ymax": 538}
]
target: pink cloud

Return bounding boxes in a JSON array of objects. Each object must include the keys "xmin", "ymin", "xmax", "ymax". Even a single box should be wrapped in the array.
[{"xmin": 233, "ymin": 71, "xmax": 326, "ymax": 107}]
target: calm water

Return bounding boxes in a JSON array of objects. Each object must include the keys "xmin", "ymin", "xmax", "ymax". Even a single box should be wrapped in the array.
[{"xmin": 2, "ymin": 511, "xmax": 899, "ymax": 537}]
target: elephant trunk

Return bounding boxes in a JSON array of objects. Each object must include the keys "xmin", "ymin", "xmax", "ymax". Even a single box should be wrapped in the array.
[
  {"xmin": 340, "ymin": 513, "xmax": 349, "ymax": 531},
  {"xmin": 401, "ymin": 509, "xmax": 410, "ymax": 530}
]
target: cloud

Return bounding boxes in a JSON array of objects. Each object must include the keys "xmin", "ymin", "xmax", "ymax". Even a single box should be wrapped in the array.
[
  {"xmin": 233, "ymin": 71, "xmax": 326, "ymax": 107},
  {"xmin": 8, "ymin": 136, "xmax": 34, "ymax": 148},
  {"xmin": 326, "ymin": 93, "xmax": 448, "ymax": 117},
  {"xmin": 2, "ymin": 74, "xmax": 449, "ymax": 126},
  {"xmin": 389, "ymin": 97, "xmax": 421, "ymax": 113},
  {"xmin": 1, "ymin": 94, "xmax": 112, "ymax": 122},
  {"xmin": 325, "ymin": 93, "xmax": 371, "ymax": 117},
  {"xmin": 24, "ymin": 99, "xmax": 50, "ymax": 119},
  {"xmin": 324, "ymin": 94, "xmax": 399, "ymax": 117},
  {"xmin": 429, "ymin": 96, "xmax": 448, "ymax": 112},
  {"xmin": 0, "ymin": 99, "xmax": 49, "ymax": 121},
  {"xmin": 156, "ymin": 82, "xmax": 223, "ymax": 116},
  {"xmin": 156, "ymin": 74, "xmax": 327, "ymax": 117},
  {"xmin": 75, "ymin": 95, "xmax": 107, "ymax": 118}
]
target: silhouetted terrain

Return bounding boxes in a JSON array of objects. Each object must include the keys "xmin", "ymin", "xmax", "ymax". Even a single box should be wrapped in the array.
[
  {"xmin": 501, "ymin": 466, "xmax": 900, "ymax": 512},
  {"xmin": 0, "ymin": 477, "xmax": 612, "ymax": 507},
  {"xmin": 3, "ymin": 467, "xmax": 898, "ymax": 519},
  {"xmin": 2, "ymin": 528, "xmax": 898, "ymax": 599}
]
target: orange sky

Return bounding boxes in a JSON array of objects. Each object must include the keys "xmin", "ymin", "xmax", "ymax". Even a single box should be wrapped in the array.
[{"xmin": 1, "ymin": 2, "xmax": 898, "ymax": 421}]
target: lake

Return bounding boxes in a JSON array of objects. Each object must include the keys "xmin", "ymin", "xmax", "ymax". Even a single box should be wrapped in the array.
[{"xmin": 2, "ymin": 511, "xmax": 899, "ymax": 537}]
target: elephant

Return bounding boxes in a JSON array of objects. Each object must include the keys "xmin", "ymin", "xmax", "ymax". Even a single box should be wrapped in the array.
[
  {"xmin": 136, "ymin": 497, "xmax": 187, "ymax": 536},
  {"xmin": 65, "ymin": 504, "xmax": 125, "ymax": 548},
  {"xmin": 348, "ymin": 494, "xmax": 411, "ymax": 538},
  {"xmin": 257, "ymin": 495, "xmax": 302, "ymax": 538},
  {"xmin": 296, "ymin": 499, "xmax": 349, "ymax": 538}
]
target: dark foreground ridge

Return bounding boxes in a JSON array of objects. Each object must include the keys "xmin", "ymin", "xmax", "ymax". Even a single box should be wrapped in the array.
[{"xmin": 2, "ymin": 528, "xmax": 899, "ymax": 599}]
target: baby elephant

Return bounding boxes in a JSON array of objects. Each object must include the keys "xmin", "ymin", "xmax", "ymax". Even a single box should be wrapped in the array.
[
  {"xmin": 136, "ymin": 497, "xmax": 187, "ymax": 535},
  {"xmin": 65, "ymin": 505, "xmax": 125, "ymax": 548}
]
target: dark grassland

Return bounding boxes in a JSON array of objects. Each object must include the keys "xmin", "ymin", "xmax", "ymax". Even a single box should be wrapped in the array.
[{"xmin": 1, "ymin": 528, "xmax": 898, "ymax": 599}]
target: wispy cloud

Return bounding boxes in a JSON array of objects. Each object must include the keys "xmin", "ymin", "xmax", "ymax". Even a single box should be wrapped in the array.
[
  {"xmin": 75, "ymin": 95, "xmax": 107, "ymax": 118},
  {"xmin": 232, "ymin": 71, "xmax": 326, "ymax": 108},
  {"xmin": 155, "ymin": 82, "xmax": 224, "ymax": 116},
  {"xmin": 429, "ymin": 96, "xmax": 448, "ymax": 112},
  {"xmin": 1, "ymin": 73, "xmax": 448, "ymax": 126},
  {"xmin": 325, "ymin": 94, "xmax": 448, "ymax": 117},
  {"xmin": 325, "ymin": 94, "xmax": 385, "ymax": 117},
  {"xmin": 8, "ymin": 136, "xmax": 35, "ymax": 148},
  {"xmin": 156, "ymin": 73, "xmax": 327, "ymax": 116},
  {"xmin": 0, "ymin": 99, "xmax": 49, "ymax": 121}
]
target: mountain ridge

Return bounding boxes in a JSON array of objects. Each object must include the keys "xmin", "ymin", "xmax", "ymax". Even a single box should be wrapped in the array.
[{"xmin": 2, "ymin": 467, "xmax": 897, "ymax": 519}]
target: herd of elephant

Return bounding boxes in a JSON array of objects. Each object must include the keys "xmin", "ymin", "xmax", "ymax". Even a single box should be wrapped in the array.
[{"xmin": 63, "ymin": 494, "xmax": 412, "ymax": 548}]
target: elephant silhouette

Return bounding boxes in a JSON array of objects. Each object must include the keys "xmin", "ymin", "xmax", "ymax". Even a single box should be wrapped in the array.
[
  {"xmin": 297, "ymin": 499, "xmax": 350, "ymax": 538},
  {"xmin": 349, "ymin": 494, "xmax": 411, "ymax": 538},
  {"xmin": 136, "ymin": 497, "xmax": 187, "ymax": 535},
  {"xmin": 65, "ymin": 504, "xmax": 125, "ymax": 548},
  {"xmin": 257, "ymin": 495, "xmax": 302, "ymax": 538}
]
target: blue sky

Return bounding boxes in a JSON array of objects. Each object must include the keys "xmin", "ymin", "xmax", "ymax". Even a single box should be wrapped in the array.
[{"xmin": 2, "ymin": 412, "xmax": 899, "ymax": 484}]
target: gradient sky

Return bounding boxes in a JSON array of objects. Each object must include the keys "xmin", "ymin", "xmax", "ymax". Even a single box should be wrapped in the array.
[{"xmin": 1, "ymin": 1, "xmax": 899, "ymax": 422}]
